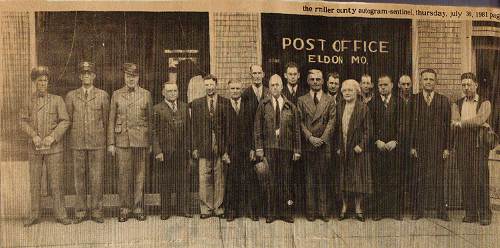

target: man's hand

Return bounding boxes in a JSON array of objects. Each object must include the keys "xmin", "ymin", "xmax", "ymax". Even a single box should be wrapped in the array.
[
  {"xmin": 149, "ymin": 146, "xmax": 153, "ymax": 154},
  {"xmin": 41, "ymin": 136, "xmax": 55, "ymax": 147},
  {"xmin": 192, "ymin": 150, "xmax": 199, "ymax": 160},
  {"xmin": 155, "ymin": 153, "xmax": 164, "ymax": 162},
  {"xmin": 309, "ymin": 136, "xmax": 324, "ymax": 147},
  {"xmin": 354, "ymin": 145, "xmax": 363, "ymax": 154},
  {"xmin": 108, "ymin": 145, "xmax": 116, "ymax": 156},
  {"xmin": 410, "ymin": 148, "xmax": 418, "ymax": 158},
  {"xmin": 452, "ymin": 121, "xmax": 462, "ymax": 128},
  {"xmin": 336, "ymin": 149, "xmax": 341, "ymax": 155},
  {"xmin": 249, "ymin": 150, "xmax": 256, "ymax": 161},
  {"xmin": 32, "ymin": 136, "xmax": 42, "ymax": 147},
  {"xmin": 292, "ymin": 153, "xmax": 301, "ymax": 161},
  {"xmin": 443, "ymin": 149, "xmax": 450, "ymax": 159},
  {"xmin": 375, "ymin": 140, "xmax": 386, "ymax": 151},
  {"xmin": 222, "ymin": 153, "xmax": 231, "ymax": 164},
  {"xmin": 385, "ymin": 141, "xmax": 397, "ymax": 151},
  {"xmin": 255, "ymin": 149, "xmax": 264, "ymax": 159}
]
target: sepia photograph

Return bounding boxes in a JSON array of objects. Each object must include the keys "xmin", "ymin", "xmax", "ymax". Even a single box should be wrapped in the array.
[{"xmin": 0, "ymin": 0, "xmax": 499, "ymax": 247}]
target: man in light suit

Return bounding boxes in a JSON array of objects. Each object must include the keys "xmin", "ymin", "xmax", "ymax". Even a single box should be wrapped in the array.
[
  {"xmin": 241, "ymin": 64, "xmax": 269, "ymax": 220},
  {"xmin": 255, "ymin": 74, "xmax": 301, "ymax": 223},
  {"xmin": 297, "ymin": 69, "xmax": 336, "ymax": 222},
  {"xmin": 65, "ymin": 62, "xmax": 110, "ymax": 224},
  {"xmin": 108, "ymin": 63, "xmax": 152, "ymax": 222},
  {"xmin": 152, "ymin": 83, "xmax": 192, "ymax": 220},
  {"xmin": 20, "ymin": 66, "xmax": 71, "ymax": 226},
  {"xmin": 191, "ymin": 74, "xmax": 230, "ymax": 219}
]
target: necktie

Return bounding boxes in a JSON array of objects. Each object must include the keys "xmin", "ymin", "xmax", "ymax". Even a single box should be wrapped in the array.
[
  {"xmin": 275, "ymin": 97, "xmax": 280, "ymax": 131},
  {"xmin": 313, "ymin": 92, "xmax": 319, "ymax": 105},
  {"xmin": 235, "ymin": 100, "xmax": 240, "ymax": 114},
  {"xmin": 84, "ymin": 90, "xmax": 88, "ymax": 100},
  {"xmin": 172, "ymin": 101, "xmax": 177, "ymax": 112},
  {"xmin": 383, "ymin": 96, "xmax": 389, "ymax": 108},
  {"xmin": 292, "ymin": 87, "xmax": 296, "ymax": 97},
  {"xmin": 425, "ymin": 93, "xmax": 431, "ymax": 106},
  {"xmin": 209, "ymin": 98, "xmax": 214, "ymax": 116}
]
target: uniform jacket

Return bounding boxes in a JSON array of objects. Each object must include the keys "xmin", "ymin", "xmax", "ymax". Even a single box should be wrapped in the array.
[
  {"xmin": 241, "ymin": 85, "xmax": 269, "ymax": 151},
  {"xmin": 107, "ymin": 86, "xmax": 152, "ymax": 148},
  {"xmin": 190, "ymin": 95, "xmax": 230, "ymax": 158},
  {"xmin": 20, "ymin": 93, "xmax": 70, "ymax": 154},
  {"xmin": 152, "ymin": 100, "xmax": 191, "ymax": 157},
  {"xmin": 254, "ymin": 95, "xmax": 301, "ymax": 154},
  {"xmin": 297, "ymin": 91, "xmax": 336, "ymax": 152},
  {"xmin": 65, "ymin": 87, "xmax": 110, "ymax": 150}
]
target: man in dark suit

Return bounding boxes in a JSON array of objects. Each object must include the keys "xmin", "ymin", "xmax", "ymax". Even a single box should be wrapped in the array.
[
  {"xmin": 282, "ymin": 62, "xmax": 307, "ymax": 105},
  {"xmin": 255, "ymin": 74, "xmax": 301, "ymax": 223},
  {"xmin": 152, "ymin": 83, "xmax": 192, "ymax": 220},
  {"xmin": 20, "ymin": 66, "xmax": 71, "ymax": 226},
  {"xmin": 240, "ymin": 64, "xmax": 269, "ymax": 220},
  {"xmin": 108, "ymin": 63, "xmax": 153, "ymax": 222},
  {"xmin": 65, "ymin": 62, "xmax": 109, "ymax": 224},
  {"xmin": 397, "ymin": 75, "xmax": 414, "ymax": 214},
  {"xmin": 223, "ymin": 80, "xmax": 251, "ymax": 221},
  {"xmin": 297, "ymin": 69, "xmax": 336, "ymax": 222},
  {"xmin": 369, "ymin": 74, "xmax": 403, "ymax": 221},
  {"xmin": 191, "ymin": 74, "xmax": 230, "ymax": 218},
  {"xmin": 410, "ymin": 68, "xmax": 451, "ymax": 221},
  {"xmin": 326, "ymin": 72, "xmax": 342, "ymax": 105}
]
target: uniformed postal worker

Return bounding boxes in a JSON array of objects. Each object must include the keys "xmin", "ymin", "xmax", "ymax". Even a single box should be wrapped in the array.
[
  {"xmin": 20, "ymin": 66, "xmax": 71, "ymax": 226},
  {"xmin": 65, "ymin": 62, "xmax": 110, "ymax": 224},
  {"xmin": 108, "ymin": 63, "xmax": 153, "ymax": 222}
]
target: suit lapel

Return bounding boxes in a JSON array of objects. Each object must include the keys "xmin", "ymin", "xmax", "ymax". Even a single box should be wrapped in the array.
[{"xmin": 312, "ymin": 93, "xmax": 328, "ymax": 122}]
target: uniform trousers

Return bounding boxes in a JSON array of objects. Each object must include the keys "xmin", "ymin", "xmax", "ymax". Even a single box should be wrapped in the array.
[
  {"xmin": 116, "ymin": 147, "xmax": 146, "ymax": 215},
  {"xmin": 73, "ymin": 149, "xmax": 105, "ymax": 218}
]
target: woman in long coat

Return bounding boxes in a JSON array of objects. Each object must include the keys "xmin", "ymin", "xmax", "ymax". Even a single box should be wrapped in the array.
[{"xmin": 335, "ymin": 79, "xmax": 373, "ymax": 222}]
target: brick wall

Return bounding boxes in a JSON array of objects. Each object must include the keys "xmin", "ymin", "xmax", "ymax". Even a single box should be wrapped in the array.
[
  {"xmin": 416, "ymin": 20, "xmax": 469, "ymax": 101},
  {"xmin": 210, "ymin": 13, "xmax": 261, "ymax": 96}
]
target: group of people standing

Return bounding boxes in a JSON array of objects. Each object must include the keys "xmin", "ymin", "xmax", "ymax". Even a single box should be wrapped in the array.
[{"xmin": 20, "ymin": 61, "xmax": 494, "ymax": 227}]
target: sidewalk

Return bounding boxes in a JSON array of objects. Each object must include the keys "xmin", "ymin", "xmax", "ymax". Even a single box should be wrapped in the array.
[{"xmin": 1, "ymin": 210, "xmax": 498, "ymax": 248}]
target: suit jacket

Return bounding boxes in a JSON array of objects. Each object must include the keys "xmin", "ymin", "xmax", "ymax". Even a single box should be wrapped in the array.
[
  {"xmin": 152, "ymin": 100, "xmax": 191, "ymax": 157},
  {"xmin": 254, "ymin": 95, "xmax": 301, "ymax": 154},
  {"xmin": 241, "ymin": 85, "xmax": 269, "ymax": 151},
  {"xmin": 225, "ymin": 98, "xmax": 252, "ymax": 160},
  {"xmin": 65, "ymin": 87, "xmax": 110, "ymax": 150},
  {"xmin": 397, "ymin": 94, "xmax": 414, "ymax": 151},
  {"xmin": 411, "ymin": 91, "xmax": 451, "ymax": 155},
  {"xmin": 20, "ymin": 93, "xmax": 70, "ymax": 154},
  {"xmin": 369, "ymin": 94, "xmax": 401, "ymax": 145},
  {"xmin": 282, "ymin": 84, "xmax": 307, "ymax": 106},
  {"xmin": 108, "ymin": 86, "xmax": 152, "ymax": 148},
  {"xmin": 297, "ymin": 91, "xmax": 336, "ymax": 152},
  {"xmin": 191, "ymin": 95, "xmax": 230, "ymax": 157}
]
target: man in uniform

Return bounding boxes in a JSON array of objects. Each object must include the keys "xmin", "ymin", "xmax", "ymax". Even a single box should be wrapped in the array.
[
  {"xmin": 152, "ymin": 83, "xmax": 192, "ymax": 220},
  {"xmin": 65, "ymin": 62, "xmax": 110, "ymax": 224},
  {"xmin": 20, "ymin": 66, "xmax": 71, "ymax": 226},
  {"xmin": 108, "ymin": 63, "xmax": 153, "ymax": 222},
  {"xmin": 191, "ymin": 74, "xmax": 230, "ymax": 218},
  {"xmin": 297, "ymin": 69, "xmax": 336, "ymax": 222},
  {"xmin": 255, "ymin": 74, "xmax": 301, "ymax": 223}
]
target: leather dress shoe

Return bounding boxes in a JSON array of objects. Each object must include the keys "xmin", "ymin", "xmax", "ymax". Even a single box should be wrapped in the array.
[
  {"xmin": 91, "ymin": 216, "xmax": 104, "ymax": 223},
  {"xmin": 200, "ymin": 214, "xmax": 211, "ymax": 219},
  {"xmin": 282, "ymin": 217, "xmax": 294, "ymax": 223},
  {"xmin": 306, "ymin": 215, "xmax": 315, "ymax": 222},
  {"xmin": 480, "ymin": 218, "xmax": 491, "ymax": 226},
  {"xmin": 56, "ymin": 218, "xmax": 72, "ymax": 225},
  {"xmin": 437, "ymin": 213, "xmax": 450, "ymax": 221},
  {"xmin": 218, "ymin": 213, "xmax": 226, "ymax": 219},
  {"xmin": 24, "ymin": 217, "xmax": 39, "ymax": 227},
  {"xmin": 226, "ymin": 214, "xmax": 235, "ymax": 222},
  {"xmin": 393, "ymin": 215, "xmax": 403, "ymax": 221},
  {"xmin": 462, "ymin": 216, "xmax": 477, "ymax": 223},
  {"xmin": 160, "ymin": 214, "xmax": 171, "ymax": 220},
  {"xmin": 372, "ymin": 215, "xmax": 383, "ymax": 221},
  {"xmin": 250, "ymin": 216, "xmax": 259, "ymax": 221},
  {"xmin": 183, "ymin": 213, "xmax": 193, "ymax": 218},
  {"xmin": 338, "ymin": 212, "xmax": 347, "ymax": 221},
  {"xmin": 355, "ymin": 213, "xmax": 365, "ymax": 222},
  {"xmin": 411, "ymin": 214, "xmax": 423, "ymax": 220},
  {"xmin": 135, "ymin": 213, "xmax": 147, "ymax": 221},
  {"xmin": 118, "ymin": 214, "xmax": 128, "ymax": 222},
  {"xmin": 265, "ymin": 217, "xmax": 276, "ymax": 223},
  {"xmin": 320, "ymin": 216, "xmax": 329, "ymax": 222}
]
